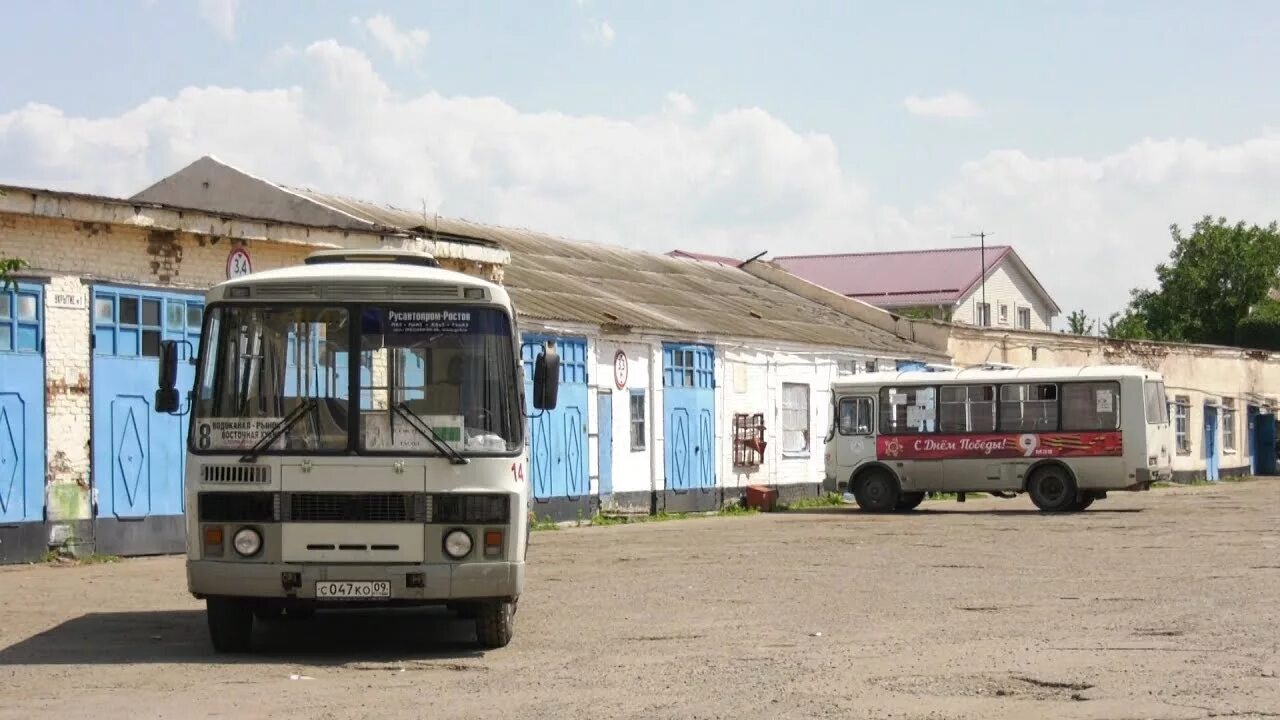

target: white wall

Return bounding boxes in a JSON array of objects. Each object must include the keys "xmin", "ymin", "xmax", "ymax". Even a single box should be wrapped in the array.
[
  {"xmin": 591, "ymin": 339, "xmax": 654, "ymax": 499},
  {"xmin": 954, "ymin": 261, "xmax": 1055, "ymax": 332}
]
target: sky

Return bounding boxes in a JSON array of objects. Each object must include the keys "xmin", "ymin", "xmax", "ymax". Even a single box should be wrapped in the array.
[{"xmin": 2, "ymin": 0, "xmax": 1279, "ymax": 326}]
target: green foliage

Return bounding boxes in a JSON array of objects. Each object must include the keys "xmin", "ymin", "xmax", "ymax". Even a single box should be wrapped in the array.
[
  {"xmin": 1114, "ymin": 216, "xmax": 1280, "ymax": 345},
  {"xmin": 1234, "ymin": 299, "xmax": 1280, "ymax": 350},
  {"xmin": 1065, "ymin": 310, "xmax": 1094, "ymax": 335},
  {"xmin": 1103, "ymin": 311, "xmax": 1151, "ymax": 340},
  {"xmin": 0, "ymin": 255, "xmax": 27, "ymax": 291},
  {"xmin": 778, "ymin": 492, "xmax": 845, "ymax": 511}
]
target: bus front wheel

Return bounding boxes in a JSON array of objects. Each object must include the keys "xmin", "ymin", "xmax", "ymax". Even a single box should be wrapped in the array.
[
  {"xmin": 853, "ymin": 470, "xmax": 900, "ymax": 513},
  {"xmin": 1027, "ymin": 466, "xmax": 1079, "ymax": 513},
  {"xmin": 207, "ymin": 597, "xmax": 254, "ymax": 653},
  {"xmin": 475, "ymin": 599, "xmax": 516, "ymax": 649}
]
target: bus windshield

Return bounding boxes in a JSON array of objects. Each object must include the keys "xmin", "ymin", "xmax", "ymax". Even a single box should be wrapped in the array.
[{"xmin": 191, "ymin": 303, "xmax": 522, "ymax": 455}]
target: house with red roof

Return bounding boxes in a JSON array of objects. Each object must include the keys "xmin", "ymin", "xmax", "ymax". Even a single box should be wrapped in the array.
[
  {"xmin": 770, "ymin": 245, "xmax": 1060, "ymax": 330},
  {"xmin": 671, "ymin": 245, "xmax": 1061, "ymax": 331}
]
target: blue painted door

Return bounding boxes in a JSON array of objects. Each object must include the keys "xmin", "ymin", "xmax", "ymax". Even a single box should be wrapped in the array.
[
  {"xmin": 0, "ymin": 283, "xmax": 45, "ymax": 525},
  {"xmin": 1204, "ymin": 404, "xmax": 1219, "ymax": 482},
  {"xmin": 1248, "ymin": 405, "xmax": 1259, "ymax": 474},
  {"xmin": 663, "ymin": 343, "xmax": 716, "ymax": 494},
  {"xmin": 1256, "ymin": 412, "xmax": 1277, "ymax": 476},
  {"xmin": 92, "ymin": 288, "xmax": 203, "ymax": 523},
  {"xmin": 521, "ymin": 335, "xmax": 588, "ymax": 502},
  {"xmin": 597, "ymin": 392, "xmax": 613, "ymax": 497}
]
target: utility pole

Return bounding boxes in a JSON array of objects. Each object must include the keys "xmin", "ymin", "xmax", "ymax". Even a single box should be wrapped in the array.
[{"xmin": 954, "ymin": 231, "xmax": 994, "ymax": 325}]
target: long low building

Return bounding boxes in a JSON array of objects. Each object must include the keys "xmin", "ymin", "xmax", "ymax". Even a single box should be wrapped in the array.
[{"xmin": 0, "ymin": 158, "xmax": 946, "ymax": 563}]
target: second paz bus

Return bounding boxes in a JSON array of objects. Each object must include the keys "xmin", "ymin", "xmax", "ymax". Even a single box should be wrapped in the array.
[{"xmin": 824, "ymin": 365, "xmax": 1173, "ymax": 513}]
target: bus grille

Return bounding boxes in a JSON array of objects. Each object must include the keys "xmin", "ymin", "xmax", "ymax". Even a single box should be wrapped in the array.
[
  {"xmin": 432, "ymin": 494, "xmax": 509, "ymax": 524},
  {"xmin": 282, "ymin": 493, "xmax": 426, "ymax": 523},
  {"xmin": 201, "ymin": 464, "xmax": 271, "ymax": 485},
  {"xmin": 198, "ymin": 492, "xmax": 278, "ymax": 522}
]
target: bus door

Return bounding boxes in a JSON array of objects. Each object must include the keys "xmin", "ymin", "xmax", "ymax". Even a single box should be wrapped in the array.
[{"xmin": 835, "ymin": 395, "xmax": 877, "ymax": 471}]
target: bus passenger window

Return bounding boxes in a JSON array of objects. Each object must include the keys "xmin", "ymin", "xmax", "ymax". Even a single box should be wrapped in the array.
[
  {"xmin": 1061, "ymin": 381, "xmax": 1121, "ymax": 430},
  {"xmin": 939, "ymin": 385, "xmax": 996, "ymax": 433},
  {"xmin": 998, "ymin": 383, "xmax": 1058, "ymax": 432},
  {"xmin": 879, "ymin": 387, "xmax": 936, "ymax": 434}
]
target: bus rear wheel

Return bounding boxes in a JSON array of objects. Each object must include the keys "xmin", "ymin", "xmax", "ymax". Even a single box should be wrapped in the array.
[
  {"xmin": 1027, "ymin": 466, "xmax": 1079, "ymax": 513},
  {"xmin": 853, "ymin": 470, "xmax": 900, "ymax": 513},
  {"xmin": 895, "ymin": 492, "xmax": 926, "ymax": 511}
]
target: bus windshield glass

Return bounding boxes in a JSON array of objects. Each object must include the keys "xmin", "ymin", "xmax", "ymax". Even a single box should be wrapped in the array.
[
  {"xmin": 358, "ymin": 305, "xmax": 522, "ymax": 455},
  {"xmin": 193, "ymin": 305, "xmax": 352, "ymax": 453},
  {"xmin": 191, "ymin": 303, "xmax": 522, "ymax": 455}
]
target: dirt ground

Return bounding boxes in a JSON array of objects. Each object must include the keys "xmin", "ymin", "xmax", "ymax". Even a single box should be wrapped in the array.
[{"xmin": 0, "ymin": 481, "xmax": 1277, "ymax": 720}]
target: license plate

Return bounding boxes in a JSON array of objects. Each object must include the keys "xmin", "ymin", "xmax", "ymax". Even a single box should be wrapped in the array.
[{"xmin": 315, "ymin": 581, "xmax": 392, "ymax": 600}]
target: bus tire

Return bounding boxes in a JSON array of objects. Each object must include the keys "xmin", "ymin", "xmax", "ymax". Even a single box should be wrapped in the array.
[
  {"xmin": 853, "ymin": 469, "xmax": 900, "ymax": 513},
  {"xmin": 475, "ymin": 599, "xmax": 516, "ymax": 649},
  {"xmin": 895, "ymin": 492, "xmax": 926, "ymax": 511},
  {"xmin": 207, "ymin": 597, "xmax": 254, "ymax": 653},
  {"xmin": 1027, "ymin": 465, "xmax": 1078, "ymax": 513}
]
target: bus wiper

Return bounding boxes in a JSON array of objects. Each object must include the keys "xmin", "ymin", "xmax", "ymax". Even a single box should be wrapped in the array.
[
  {"xmin": 393, "ymin": 402, "xmax": 469, "ymax": 465},
  {"xmin": 240, "ymin": 399, "xmax": 317, "ymax": 463}
]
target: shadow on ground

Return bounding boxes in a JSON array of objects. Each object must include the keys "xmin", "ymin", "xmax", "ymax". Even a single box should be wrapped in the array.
[
  {"xmin": 0, "ymin": 607, "xmax": 486, "ymax": 666},
  {"xmin": 782, "ymin": 506, "xmax": 1144, "ymax": 516}
]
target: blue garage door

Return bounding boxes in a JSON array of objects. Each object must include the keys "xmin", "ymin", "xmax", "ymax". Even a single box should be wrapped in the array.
[
  {"xmin": 522, "ymin": 335, "xmax": 587, "ymax": 508},
  {"xmin": 663, "ymin": 343, "xmax": 715, "ymax": 499},
  {"xmin": 0, "ymin": 283, "xmax": 45, "ymax": 527},
  {"xmin": 92, "ymin": 287, "xmax": 203, "ymax": 554}
]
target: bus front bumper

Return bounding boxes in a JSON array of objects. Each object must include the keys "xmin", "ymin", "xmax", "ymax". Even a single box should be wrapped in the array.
[{"xmin": 187, "ymin": 559, "xmax": 524, "ymax": 603}]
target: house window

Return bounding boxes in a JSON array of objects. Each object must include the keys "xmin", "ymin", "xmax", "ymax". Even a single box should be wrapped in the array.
[
  {"xmin": 1222, "ymin": 398, "xmax": 1236, "ymax": 451},
  {"xmin": 629, "ymin": 390, "xmax": 646, "ymax": 451},
  {"xmin": 976, "ymin": 302, "xmax": 992, "ymax": 326},
  {"xmin": 998, "ymin": 303, "xmax": 1009, "ymax": 325},
  {"xmin": 1017, "ymin": 307, "xmax": 1031, "ymax": 330},
  {"xmin": 1173, "ymin": 395, "xmax": 1190, "ymax": 454},
  {"xmin": 782, "ymin": 383, "xmax": 810, "ymax": 453},
  {"xmin": 864, "ymin": 360, "xmax": 877, "ymax": 373}
]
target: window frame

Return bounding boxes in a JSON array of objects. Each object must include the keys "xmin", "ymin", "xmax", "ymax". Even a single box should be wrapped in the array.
[
  {"xmin": 871, "ymin": 379, "xmax": 1126, "ymax": 437},
  {"xmin": 938, "ymin": 384, "xmax": 998, "ymax": 434},
  {"xmin": 1222, "ymin": 397, "xmax": 1237, "ymax": 452},
  {"xmin": 629, "ymin": 389, "xmax": 646, "ymax": 451},
  {"xmin": 976, "ymin": 302, "xmax": 992, "ymax": 327},
  {"xmin": 878, "ymin": 385, "xmax": 938, "ymax": 435},
  {"xmin": 1017, "ymin": 306, "xmax": 1032, "ymax": 330},
  {"xmin": 837, "ymin": 396, "xmax": 875, "ymax": 436},
  {"xmin": 781, "ymin": 382, "xmax": 811, "ymax": 455},
  {"xmin": 1173, "ymin": 395, "xmax": 1190, "ymax": 455},
  {"xmin": 998, "ymin": 302, "xmax": 1009, "ymax": 325}
]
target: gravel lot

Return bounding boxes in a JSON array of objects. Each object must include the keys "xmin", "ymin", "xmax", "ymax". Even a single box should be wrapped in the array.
[{"xmin": 1, "ymin": 480, "xmax": 1277, "ymax": 720}]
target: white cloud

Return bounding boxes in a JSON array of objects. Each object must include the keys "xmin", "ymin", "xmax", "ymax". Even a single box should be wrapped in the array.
[
  {"xmin": 359, "ymin": 13, "xmax": 430, "ymax": 65},
  {"xmin": 0, "ymin": 40, "xmax": 1278, "ymax": 325},
  {"xmin": 583, "ymin": 19, "xmax": 615, "ymax": 48},
  {"xmin": 903, "ymin": 91, "xmax": 982, "ymax": 119},
  {"xmin": 198, "ymin": 0, "xmax": 242, "ymax": 41}
]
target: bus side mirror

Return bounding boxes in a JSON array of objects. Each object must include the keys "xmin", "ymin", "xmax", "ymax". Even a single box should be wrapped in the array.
[
  {"xmin": 156, "ymin": 340, "xmax": 180, "ymax": 414},
  {"xmin": 532, "ymin": 346, "xmax": 560, "ymax": 410}
]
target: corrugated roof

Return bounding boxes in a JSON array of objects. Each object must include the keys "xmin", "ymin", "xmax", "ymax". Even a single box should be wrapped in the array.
[
  {"xmin": 773, "ymin": 246, "xmax": 1013, "ymax": 307},
  {"xmin": 282, "ymin": 188, "xmax": 941, "ymax": 356},
  {"xmin": 666, "ymin": 249, "xmax": 742, "ymax": 266}
]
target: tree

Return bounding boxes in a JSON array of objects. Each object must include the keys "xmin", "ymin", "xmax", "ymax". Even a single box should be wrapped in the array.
[
  {"xmin": 1103, "ymin": 310, "xmax": 1150, "ymax": 340},
  {"xmin": 1112, "ymin": 216, "xmax": 1280, "ymax": 345},
  {"xmin": 1065, "ymin": 310, "xmax": 1095, "ymax": 335},
  {"xmin": 1235, "ymin": 299, "xmax": 1280, "ymax": 350},
  {"xmin": 0, "ymin": 255, "xmax": 26, "ymax": 292}
]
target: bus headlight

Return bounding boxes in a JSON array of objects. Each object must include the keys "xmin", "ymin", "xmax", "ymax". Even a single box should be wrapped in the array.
[
  {"xmin": 443, "ymin": 529, "xmax": 473, "ymax": 559},
  {"xmin": 233, "ymin": 527, "xmax": 262, "ymax": 557}
]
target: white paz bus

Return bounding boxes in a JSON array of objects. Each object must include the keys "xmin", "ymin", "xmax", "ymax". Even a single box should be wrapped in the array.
[
  {"xmin": 824, "ymin": 365, "xmax": 1173, "ymax": 513},
  {"xmin": 153, "ymin": 249, "xmax": 560, "ymax": 652}
]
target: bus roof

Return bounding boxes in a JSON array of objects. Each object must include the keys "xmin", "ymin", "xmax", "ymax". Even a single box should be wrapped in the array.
[
  {"xmin": 832, "ymin": 364, "xmax": 1161, "ymax": 389},
  {"xmin": 205, "ymin": 251, "xmax": 510, "ymax": 306}
]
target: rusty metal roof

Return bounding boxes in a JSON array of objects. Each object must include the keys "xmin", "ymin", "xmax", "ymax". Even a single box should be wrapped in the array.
[{"xmin": 273, "ymin": 188, "xmax": 941, "ymax": 356}]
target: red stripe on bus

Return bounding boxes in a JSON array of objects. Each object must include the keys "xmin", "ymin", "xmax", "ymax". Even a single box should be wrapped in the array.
[{"xmin": 876, "ymin": 432, "xmax": 1123, "ymax": 460}]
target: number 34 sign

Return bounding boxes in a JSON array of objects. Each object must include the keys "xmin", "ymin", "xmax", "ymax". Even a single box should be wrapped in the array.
[{"xmin": 226, "ymin": 247, "xmax": 252, "ymax": 279}]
